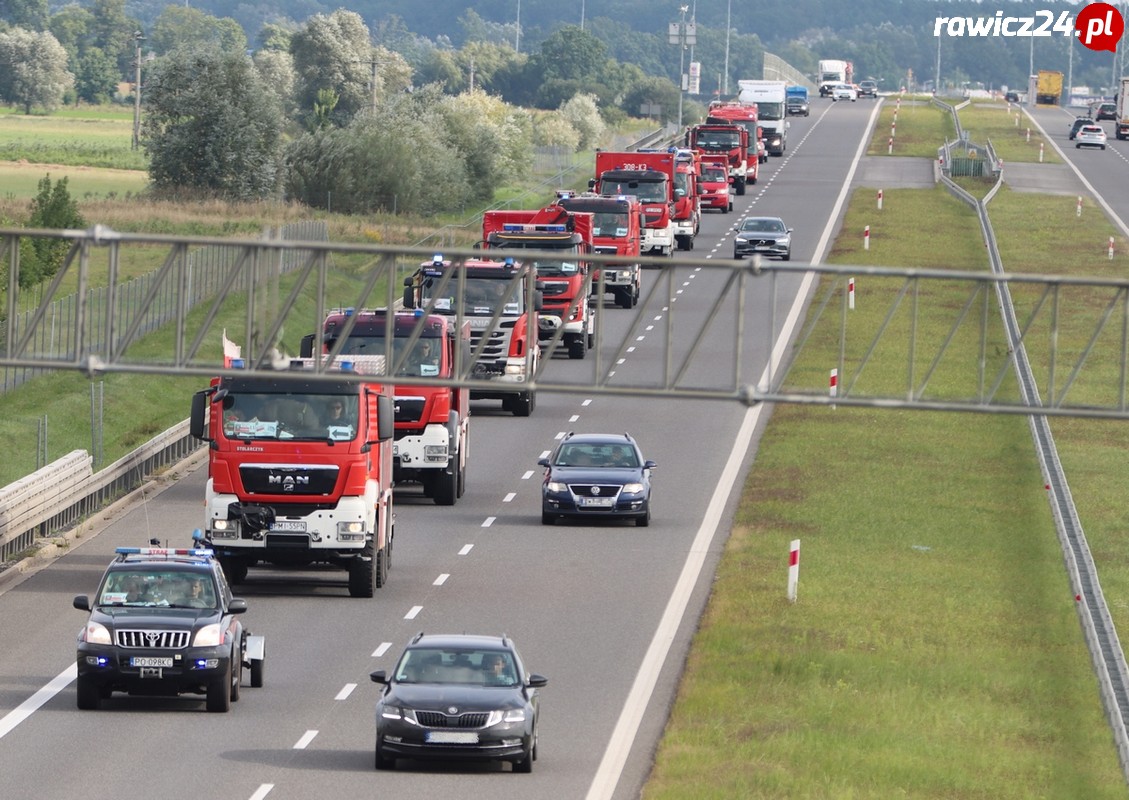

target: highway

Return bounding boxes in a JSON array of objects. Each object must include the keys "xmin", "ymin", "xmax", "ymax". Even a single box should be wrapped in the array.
[{"xmin": 0, "ymin": 97, "xmax": 883, "ymax": 800}]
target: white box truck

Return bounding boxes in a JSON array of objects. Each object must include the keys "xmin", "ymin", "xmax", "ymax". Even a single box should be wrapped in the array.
[{"xmin": 737, "ymin": 80, "xmax": 788, "ymax": 156}]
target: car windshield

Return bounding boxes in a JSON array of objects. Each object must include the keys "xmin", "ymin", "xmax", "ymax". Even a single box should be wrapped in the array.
[
  {"xmin": 702, "ymin": 166, "xmax": 727, "ymax": 182},
  {"xmin": 220, "ymin": 391, "xmax": 358, "ymax": 441},
  {"xmin": 394, "ymin": 648, "xmax": 517, "ymax": 686},
  {"xmin": 742, "ymin": 218, "xmax": 785, "ymax": 233},
  {"xmin": 99, "ymin": 569, "xmax": 216, "ymax": 608},
  {"xmin": 555, "ymin": 443, "xmax": 639, "ymax": 468}
]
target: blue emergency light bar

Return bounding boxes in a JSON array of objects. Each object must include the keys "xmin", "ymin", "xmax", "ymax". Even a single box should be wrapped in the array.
[
  {"xmin": 500, "ymin": 223, "xmax": 568, "ymax": 233},
  {"xmin": 115, "ymin": 547, "xmax": 214, "ymax": 557}
]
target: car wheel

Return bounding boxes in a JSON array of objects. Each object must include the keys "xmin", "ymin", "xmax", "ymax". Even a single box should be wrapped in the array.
[
  {"xmin": 375, "ymin": 737, "xmax": 397, "ymax": 770},
  {"xmin": 636, "ymin": 507, "xmax": 651, "ymax": 527},
  {"xmin": 230, "ymin": 649, "xmax": 241, "ymax": 702},
  {"xmin": 513, "ymin": 740, "xmax": 534, "ymax": 773},
  {"xmin": 206, "ymin": 661, "xmax": 232, "ymax": 713},
  {"xmin": 76, "ymin": 675, "xmax": 101, "ymax": 710},
  {"xmin": 783, "ymin": 251, "xmax": 791, "ymax": 261},
  {"xmin": 1102, "ymin": 145, "xmax": 1107, "ymax": 150},
  {"xmin": 541, "ymin": 511, "xmax": 555, "ymax": 525}
]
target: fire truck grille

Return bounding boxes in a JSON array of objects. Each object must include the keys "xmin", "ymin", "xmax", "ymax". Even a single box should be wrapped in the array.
[
  {"xmin": 240, "ymin": 465, "xmax": 339, "ymax": 495},
  {"xmin": 394, "ymin": 398, "xmax": 426, "ymax": 423},
  {"xmin": 116, "ymin": 629, "xmax": 190, "ymax": 649}
]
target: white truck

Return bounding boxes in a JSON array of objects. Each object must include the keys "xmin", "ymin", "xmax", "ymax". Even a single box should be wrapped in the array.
[
  {"xmin": 1116, "ymin": 76, "xmax": 1129, "ymax": 140},
  {"xmin": 737, "ymin": 80, "xmax": 788, "ymax": 156},
  {"xmin": 818, "ymin": 60, "xmax": 853, "ymax": 97}
]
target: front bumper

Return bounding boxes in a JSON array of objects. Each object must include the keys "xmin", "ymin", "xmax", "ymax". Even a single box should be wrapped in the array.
[
  {"xmin": 542, "ymin": 488, "xmax": 649, "ymax": 520},
  {"xmin": 701, "ymin": 189, "xmax": 730, "ymax": 210},
  {"xmin": 76, "ymin": 643, "xmax": 231, "ymax": 696},
  {"xmin": 734, "ymin": 240, "xmax": 789, "ymax": 259},
  {"xmin": 377, "ymin": 722, "xmax": 531, "ymax": 763}
]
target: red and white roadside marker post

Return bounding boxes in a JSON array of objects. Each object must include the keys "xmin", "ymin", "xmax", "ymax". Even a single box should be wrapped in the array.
[
  {"xmin": 787, "ymin": 539, "xmax": 800, "ymax": 603},
  {"xmin": 1110, "ymin": 237, "xmax": 1116, "ymax": 260},
  {"xmin": 863, "ymin": 225, "xmax": 870, "ymax": 250},
  {"xmin": 1039, "ymin": 142, "xmax": 1044, "ymax": 163},
  {"xmin": 887, "ymin": 136, "xmax": 893, "ymax": 154},
  {"xmin": 848, "ymin": 277, "xmax": 855, "ymax": 310},
  {"xmin": 877, "ymin": 189, "xmax": 883, "ymax": 210},
  {"xmin": 1077, "ymin": 196, "xmax": 1083, "ymax": 218},
  {"xmin": 829, "ymin": 368, "xmax": 838, "ymax": 409}
]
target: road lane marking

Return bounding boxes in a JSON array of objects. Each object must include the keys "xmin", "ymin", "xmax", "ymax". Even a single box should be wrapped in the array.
[
  {"xmin": 249, "ymin": 785, "xmax": 274, "ymax": 800},
  {"xmin": 404, "ymin": 606, "xmax": 423, "ymax": 619},
  {"xmin": 335, "ymin": 684, "xmax": 356, "ymax": 700},
  {"xmin": 459, "ymin": 544, "xmax": 474, "ymax": 555},
  {"xmin": 521, "ymin": 471, "xmax": 534, "ymax": 480},
  {"xmin": 372, "ymin": 642, "xmax": 392, "ymax": 657},
  {"xmin": 434, "ymin": 573, "xmax": 449, "ymax": 586},
  {"xmin": 503, "ymin": 493, "xmax": 516, "ymax": 502},
  {"xmin": 0, "ymin": 663, "xmax": 75, "ymax": 741},
  {"xmin": 482, "ymin": 517, "xmax": 495, "ymax": 527},
  {"xmin": 293, "ymin": 730, "xmax": 318, "ymax": 749}
]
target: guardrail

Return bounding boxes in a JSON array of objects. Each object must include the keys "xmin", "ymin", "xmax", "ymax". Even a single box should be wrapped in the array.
[{"xmin": 0, "ymin": 420, "xmax": 201, "ymax": 562}]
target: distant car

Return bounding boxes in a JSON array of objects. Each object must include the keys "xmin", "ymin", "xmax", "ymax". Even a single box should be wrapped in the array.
[
  {"xmin": 698, "ymin": 161, "xmax": 732, "ymax": 212},
  {"xmin": 370, "ymin": 633, "xmax": 547, "ymax": 772},
  {"xmin": 1094, "ymin": 102, "xmax": 1117, "ymax": 121},
  {"xmin": 831, "ymin": 83, "xmax": 857, "ymax": 102},
  {"xmin": 73, "ymin": 545, "xmax": 264, "ymax": 712},
  {"xmin": 733, "ymin": 215, "xmax": 792, "ymax": 261},
  {"xmin": 785, "ymin": 95, "xmax": 810, "ymax": 116},
  {"xmin": 1005, "ymin": 90, "xmax": 1020, "ymax": 103},
  {"xmin": 1069, "ymin": 116, "xmax": 1092, "ymax": 140},
  {"xmin": 538, "ymin": 432, "xmax": 655, "ymax": 526},
  {"xmin": 1075, "ymin": 124, "xmax": 1107, "ymax": 150},
  {"xmin": 857, "ymin": 80, "xmax": 878, "ymax": 98}
]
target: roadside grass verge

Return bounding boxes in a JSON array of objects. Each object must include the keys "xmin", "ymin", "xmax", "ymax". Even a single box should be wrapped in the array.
[
  {"xmin": 643, "ymin": 183, "xmax": 1129, "ymax": 796},
  {"xmin": 0, "ymin": 108, "xmax": 145, "ymax": 170}
]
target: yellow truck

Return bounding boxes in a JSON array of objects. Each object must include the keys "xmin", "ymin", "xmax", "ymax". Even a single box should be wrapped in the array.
[{"xmin": 1034, "ymin": 70, "xmax": 1063, "ymax": 105}]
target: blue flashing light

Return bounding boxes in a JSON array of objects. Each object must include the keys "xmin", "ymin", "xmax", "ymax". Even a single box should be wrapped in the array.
[
  {"xmin": 195, "ymin": 659, "xmax": 208, "ymax": 669},
  {"xmin": 115, "ymin": 546, "xmax": 214, "ymax": 557},
  {"xmin": 192, "ymin": 529, "xmax": 205, "ymax": 542},
  {"xmin": 413, "ymin": 308, "xmax": 424, "ymax": 318},
  {"xmin": 503, "ymin": 257, "xmax": 515, "ymax": 267},
  {"xmin": 340, "ymin": 360, "xmax": 355, "ymax": 372},
  {"xmin": 344, "ymin": 307, "xmax": 355, "ymax": 316},
  {"xmin": 230, "ymin": 358, "xmax": 245, "ymax": 369},
  {"xmin": 432, "ymin": 253, "xmax": 444, "ymax": 266}
]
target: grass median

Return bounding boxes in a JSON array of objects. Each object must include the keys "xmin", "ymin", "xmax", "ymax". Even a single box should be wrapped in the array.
[{"xmin": 642, "ymin": 184, "xmax": 1129, "ymax": 793}]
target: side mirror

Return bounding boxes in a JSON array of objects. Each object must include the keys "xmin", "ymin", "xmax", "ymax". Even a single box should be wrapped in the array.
[
  {"xmin": 527, "ymin": 674, "xmax": 549, "ymax": 688},
  {"xmin": 190, "ymin": 390, "xmax": 209, "ymax": 441},
  {"xmin": 73, "ymin": 595, "xmax": 90, "ymax": 611},
  {"xmin": 402, "ymin": 285, "xmax": 415, "ymax": 309},
  {"xmin": 537, "ymin": 457, "xmax": 550, "ymax": 467},
  {"xmin": 299, "ymin": 333, "xmax": 315, "ymax": 358},
  {"xmin": 643, "ymin": 460, "xmax": 657, "ymax": 470},
  {"xmin": 376, "ymin": 394, "xmax": 394, "ymax": 441},
  {"xmin": 228, "ymin": 598, "xmax": 248, "ymax": 615},
  {"xmin": 370, "ymin": 669, "xmax": 389, "ymax": 684}
]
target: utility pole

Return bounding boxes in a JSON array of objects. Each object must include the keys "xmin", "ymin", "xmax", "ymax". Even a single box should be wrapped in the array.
[
  {"xmin": 515, "ymin": 0, "xmax": 521, "ymax": 53},
  {"xmin": 353, "ymin": 57, "xmax": 381, "ymax": 114},
  {"xmin": 131, "ymin": 31, "xmax": 144, "ymax": 151},
  {"xmin": 723, "ymin": 0, "xmax": 731, "ymax": 96},
  {"xmin": 669, "ymin": 6, "xmax": 695, "ymax": 129}
]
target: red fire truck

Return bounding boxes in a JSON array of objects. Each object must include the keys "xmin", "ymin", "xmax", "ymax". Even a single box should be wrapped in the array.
[
  {"xmin": 189, "ymin": 354, "xmax": 395, "ymax": 597},
  {"xmin": 482, "ymin": 207, "xmax": 596, "ymax": 359},
  {"xmin": 403, "ymin": 254, "xmax": 541, "ymax": 416},
  {"xmin": 592, "ymin": 149, "xmax": 675, "ymax": 258},
  {"xmin": 301, "ymin": 309, "xmax": 470, "ymax": 505},
  {"xmin": 707, "ymin": 102, "xmax": 766, "ymax": 165},
  {"xmin": 555, "ymin": 190, "xmax": 643, "ymax": 308},
  {"xmin": 686, "ymin": 121, "xmax": 752, "ymax": 195}
]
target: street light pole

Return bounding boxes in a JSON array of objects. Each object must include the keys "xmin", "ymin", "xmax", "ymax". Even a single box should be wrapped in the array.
[
  {"xmin": 678, "ymin": 5, "xmax": 687, "ymax": 128},
  {"xmin": 131, "ymin": 31, "xmax": 143, "ymax": 151},
  {"xmin": 515, "ymin": 0, "xmax": 521, "ymax": 52},
  {"xmin": 723, "ymin": 0, "xmax": 731, "ymax": 96}
]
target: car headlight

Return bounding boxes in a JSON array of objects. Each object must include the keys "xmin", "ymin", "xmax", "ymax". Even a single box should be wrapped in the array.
[
  {"xmin": 622, "ymin": 482, "xmax": 645, "ymax": 494},
  {"xmin": 83, "ymin": 621, "xmax": 112, "ymax": 645},
  {"xmin": 380, "ymin": 705, "xmax": 419, "ymax": 725},
  {"xmin": 486, "ymin": 708, "xmax": 527, "ymax": 726},
  {"xmin": 193, "ymin": 623, "xmax": 224, "ymax": 647},
  {"xmin": 546, "ymin": 481, "xmax": 568, "ymax": 493}
]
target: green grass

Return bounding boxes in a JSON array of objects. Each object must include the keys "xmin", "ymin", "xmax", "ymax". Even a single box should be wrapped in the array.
[
  {"xmin": 0, "ymin": 108, "xmax": 146, "ymax": 171},
  {"xmin": 0, "ymin": 161, "xmax": 148, "ymax": 202},
  {"xmin": 644, "ymin": 142, "xmax": 1129, "ymax": 795}
]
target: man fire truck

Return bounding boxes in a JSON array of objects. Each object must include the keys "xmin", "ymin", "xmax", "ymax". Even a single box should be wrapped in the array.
[
  {"xmin": 686, "ymin": 121, "xmax": 753, "ymax": 195},
  {"xmin": 189, "ymin": 353, "xmax": 395, "ymax": 598},
  {"xmin": 591, "ymin": 149, "xmax": 675, "ymax": 258}
]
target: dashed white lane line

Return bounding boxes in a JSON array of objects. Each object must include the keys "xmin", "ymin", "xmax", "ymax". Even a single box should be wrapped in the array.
[
  {"xmin": 636, "ymin": 335, "xmax": 645, "ymax": 341},
  {"xmin": 459, "ymin": 544, "xmax": 474, "ymax": 555},
  {"xmin": 482, "ymin": 516, "xmax": 495, "ymax": 527},
  {"xmin": 434, "ymin": 573, "xmax": 449, "ymax": 586},
  {"xmin": 335, "ymin": 684, "xmax": 356, "ymax": 700},
  {"xmin": 293, "ymin": 730, "xmax": 318, "ymax": 749},
  {"xmin": 627, "ymin": 346, "xmax": 636, "ymax": 353},
  {"xmin": 521, "ymin": 470, "xmax": 534, "ymax": 480},
  {"xmin": 503, "ymin": 492, "xmax": 516, "ymax": 502},
  {"xmin": 372, "ymin": 642, "xmax": 392, "ymax": 658},
  {"xmin": 582, "ymin": 399, "xmax": 592, "ymax": 406},
  {"xmin": 405, "ymin": 605, "xmax": 423, "ymax": 619},
  {"xmin": 250, "ymin": 785, "xmax": 274, "ymax": 800},
  {"xmin": 569, "ymin": 414, "xmax": 580, "ymax": 422},
  {"xmin": 554, "ymin": 431, "xmax": 567, "ymax": 440}
]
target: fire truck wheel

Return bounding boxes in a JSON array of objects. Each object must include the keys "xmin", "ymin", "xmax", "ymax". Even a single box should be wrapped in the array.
[
  {"xmin": 568, "ymin": 335, "xmax": 587, "ymax": 360},
  {"xmin": 457, "ymin": 456, "xmax": 467, "ymax": 498},
  {"xmin": 220, "ymin": 557, "xmax": 248, "ymax": 585},
  {"xmin": 509, "ymin": 392, "xmax": 535, "ymax": 417},
  {"xmin": 375, "ymin": 543, "xmax": 388, "ymax": 588},
  {"xmin": 348, "ymin": 542, "xmax": 376, "ymax": 598}
]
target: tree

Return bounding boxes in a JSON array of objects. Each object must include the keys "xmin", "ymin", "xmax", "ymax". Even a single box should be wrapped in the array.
[
  {"xmin": 619, "ymin": 75, "xmax": 681, "ymax": 124},
  {"xmin": 254, "ymin": 48, "xmax": 297, "ymax": 115},
  {"xmin": 149, "ymin": 6, "xmax": 246, "ymax": 56},
  {"xmin": 86, "ymin": 0, "xmax": 141, "ymax": 80},
  {"xmin": 289, "ymin": 10, "xmax": 377, "ymax": 126},
  {"xmin": 142, "ymin": 44, "xmax": 284, "ymax": 200},
  {"xmin": 4, "ymin": 0, "xmax": 48, "ymax": 31},
  {"xmin": 0, "ymin": 27, "xmax": 74, "ymax": 113},
  {"xmin": 73, "ymin": 45, "xmax": 118, "ymax": 104},
  {"xmin": 559, "ymin": 93, "xmax": 604, "ymax": 150},
  {"xmin": 25, "ymin": 174, "xmax": 85, "ymax": 287}
]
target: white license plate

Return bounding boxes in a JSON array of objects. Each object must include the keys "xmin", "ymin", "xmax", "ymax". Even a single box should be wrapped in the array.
[
  {"xmin": 130, "ymin": 657, "xmax": 174, "ymax": 668},
  {"xmin": 270, "ymin": 521, "xmax": 307, "ymax": 532},
  {"xmin": 579, "ymin": 497, "xmax": 615, "ymax": 508},
  {"xmin": 426, "ymin": 731, "xmax": 479, "ymax": 744}
]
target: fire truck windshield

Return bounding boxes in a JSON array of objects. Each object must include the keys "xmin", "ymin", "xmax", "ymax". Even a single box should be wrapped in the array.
[
  {"xmin": 697, "ymin": 131, "xmax": 741, "ymax": 149},
  {"xmin": 531, "ymin": 260, "xmax": 580, "ymax": 278},
  {"xmin": 325, "ymin": 334, "xmax": 444, "ymax": 378},
  {"xmin": 220, "ymin": 391, "xmax": 358, "ymax": 441},
  {"xmin": 591, "ymin": 212, "xmax": 629, "ymax": 238},
  {"xmin": 601, "ymin": 178, "xmax": 665, "ymax": 203},
  {"xmin": 420, "ymin": 277, "xmax": 524, "ymax": 317}
]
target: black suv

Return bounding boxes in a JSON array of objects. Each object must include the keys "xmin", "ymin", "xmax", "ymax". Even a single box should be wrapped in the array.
[
  {"xmin": 858, "ymin": 80, "xmax": 878, "ymax": 98},
  {"xmin": 73, "ymin": 545, "xmax": 264, "ymax": 712}
]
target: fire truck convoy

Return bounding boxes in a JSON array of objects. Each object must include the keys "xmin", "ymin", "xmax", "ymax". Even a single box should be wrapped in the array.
[
  {"xmin": 300, "ymin": 309, "xmax": 471, "ymax": 506},
  {"xmin": 555, "ymin": 190, "xmax": 644, "ymax": 309},
  {"xmin": 190, "ymin": 354, "xmax": 396, "ymax": 597},
  {"xmin": 403, "ymin": 254, "xmax": 541, "ymax": 416},
  {"xmin": 592, "ymin": 149, "xmax": 676, "ymax": 257},
  {"xmin": 482, "ymin": 207, "xmax": 597, "ymax": 359}
]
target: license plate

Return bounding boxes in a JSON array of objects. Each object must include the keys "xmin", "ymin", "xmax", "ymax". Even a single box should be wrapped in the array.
[
  {"xmin": 270, "ymin": 521, "xmax": 307, "ymax": 532},
  {"xmin": 130, "ymin": 657, "xmax": 173, "ymax": 668},
  {"xmin": 426, "ymin": 731, "xmax": 479, "ymax": 744},
  {"xmin": 579, "ymin": 497, "xmax": 615, "ymax": 508}
]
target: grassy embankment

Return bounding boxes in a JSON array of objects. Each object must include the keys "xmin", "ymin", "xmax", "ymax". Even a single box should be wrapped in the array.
[{"xmin": 643, "ymin": 97, "xmax": 1129, "ymax": 798}]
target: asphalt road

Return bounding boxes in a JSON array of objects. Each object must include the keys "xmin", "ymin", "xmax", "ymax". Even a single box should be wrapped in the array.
[{"xmin": 0, "ymin": 96, "xmax": 882, "ymax": 800}]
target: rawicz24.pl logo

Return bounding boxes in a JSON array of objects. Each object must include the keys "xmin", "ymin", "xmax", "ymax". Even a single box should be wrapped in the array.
[{"xmin": 934, "ymin": 2, "xmax": 1124, "ymax": 53}]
